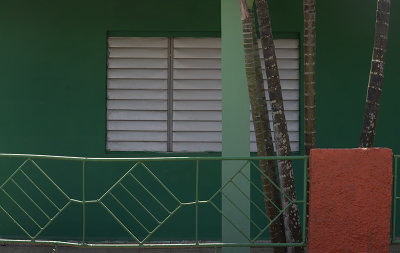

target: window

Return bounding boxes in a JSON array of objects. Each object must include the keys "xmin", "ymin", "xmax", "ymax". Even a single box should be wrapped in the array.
[{"xmin": 107, "ymin": 37, "xmax": 299, "ymax": 152}]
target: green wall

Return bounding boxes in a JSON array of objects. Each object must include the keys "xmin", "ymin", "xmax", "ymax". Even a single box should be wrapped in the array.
[
  {"xmin": 0, "ymin": 0, "xmax": 224, "ymax": 242},
  {"xmin": 3, "ymin": 0, "xmax": 399, "ymax": 173},
  {"xmin": 0, "ymin": 0, "xmax": 222, "ymax": 156},
  {"xmin": 316, "ymin": 0, "xmax": 400, "ymax": 152},
  {"xmin": 0, "ymin": 0, "xmax": 305, "ymax": 242},
  {"xmin": 0, "ymin": 0, "xmax": 304, "ymax": 156},
  {"xmin": 10, "ymin": 0, "xmax": 400, "ymax": 243}
]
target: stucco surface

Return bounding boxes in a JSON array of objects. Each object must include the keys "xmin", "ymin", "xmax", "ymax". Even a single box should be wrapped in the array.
[{"xmin": 308, "ymin": 148, "xmax": 393, "ymax": 253}]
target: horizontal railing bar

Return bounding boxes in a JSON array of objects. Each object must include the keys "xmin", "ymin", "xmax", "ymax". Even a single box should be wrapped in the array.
[
  {"xmin": 181, "ymin": 201, "xmax": 208, "ymax": 205},
  {"xmin": 69, "ymin": 199, "xmax": 98, "ymax": 204},
  {"xmin": 68, "ymin": 199, "xmax": 99, "ymax": 204},
  {"xmin": 85, "ymin": 200, "xmax": 98, "ymax": 204},
  {"xmin": 0, "ymin": 239, "xmax": 306, "ymax": 248},
  {"xmin": 0, "ymin": 154, "xmax": 87, "ymax": 161},
  {"xmin": 0, "ymin": 153, "xmax": 307, "ymax": 162}
]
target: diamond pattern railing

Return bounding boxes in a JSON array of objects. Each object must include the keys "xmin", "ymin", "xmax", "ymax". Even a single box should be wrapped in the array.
[
  {"xmin": 0, "ymin": 154, "xmax": 308, "ymax": 250},
  {"xmin": 0, "ymin": 158, "xmax": 70, "ymax": 241},
  {"xmin": 97, "ymin": 162, "xmax": 182, "ymax": 244}
]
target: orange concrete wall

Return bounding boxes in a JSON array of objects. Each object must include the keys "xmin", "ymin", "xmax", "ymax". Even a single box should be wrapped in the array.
[{"xmin": 308, "ymin": 148, "xmax": 393, "ymax": 253}]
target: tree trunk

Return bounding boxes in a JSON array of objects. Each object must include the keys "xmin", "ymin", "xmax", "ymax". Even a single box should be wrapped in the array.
[
  {"xmin": 255, "ymin": 0, "xmax": 303, "ymax": 252},
  {"xmin": 239, "ymin": 1, "xmax": 287, "ymax": 251},
  {"xmin": 303, "ymin": 0, "xmax": 316, "ymax": 156},
  {"xmin": 303, "ymin": 0, "xmax": 316, "ymax": 244},
  {"xmin": 359, "ymin": 0, "xmax": 391, "ymax": 148}
]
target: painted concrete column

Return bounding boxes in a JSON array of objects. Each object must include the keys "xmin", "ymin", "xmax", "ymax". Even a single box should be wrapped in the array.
[
  {"xmin": 308, "ymin": 148, "xmax": 393, "ymax": 253},
  {"xmin": 221, "ymin": 0, "xmax": 250, "ymax": 252}
]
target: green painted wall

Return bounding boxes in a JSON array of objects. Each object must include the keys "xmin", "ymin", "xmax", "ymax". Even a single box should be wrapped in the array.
[
  {"xmin": 8, "ymin": 0, "xmax": 400, "ymax": 243},
  {"xmin": 0, "ymin": 0, "xmax": 224, "ymax": 242},
  {"xmin": 0, "ymin": 0, "xmax": 307, "ymax": 243},
  {"xmin": 0, "ymin": 0, "xmax": 303, "ymax": 242},
  {"xmin": 0, "ymin": 0, "xmax": 303, "ymax": 156},
  {"xmin": 316, "ymin": 0, "xmax": 400, "ymax": 152},
  {"xmin": 0, "ymin": 0, "xmax": 222, "ymax": 156}
]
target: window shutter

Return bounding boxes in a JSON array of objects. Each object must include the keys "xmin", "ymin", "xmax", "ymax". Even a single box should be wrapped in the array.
[
  {"xmin": 172, "ymin": 38, "xmax": 222, "ymax": 152},
  {"xmin": 106, "ymin": 37, "xmax": 299, "ymax": 153},
  {"xmin": 106, "ymin": 37, "xmax": 169, "ymax": 151}
]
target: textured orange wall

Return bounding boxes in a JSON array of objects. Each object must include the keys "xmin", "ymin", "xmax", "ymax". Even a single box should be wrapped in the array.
[{"xmin": 307, "ymin": 148, "xmax": 393, "ymax": 253}]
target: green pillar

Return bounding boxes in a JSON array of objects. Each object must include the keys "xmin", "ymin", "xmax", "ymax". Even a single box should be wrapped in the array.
[{"xmin": 221, "ymin": 0, "xmax": 250, "ymax": 252}]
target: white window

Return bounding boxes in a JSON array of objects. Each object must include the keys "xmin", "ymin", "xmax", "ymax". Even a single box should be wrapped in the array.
[{"xmin": 107, "ymin": 37, "xmax": 299, "ymax": 152}]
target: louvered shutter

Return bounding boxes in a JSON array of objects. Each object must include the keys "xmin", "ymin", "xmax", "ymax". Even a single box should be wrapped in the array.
[
  {"xmin": 172, "ymin": 38, "xmax": 222, "ymax": 152},
  {"xmin": 171, "ymin": 38, "xmax": 299, "ymax": 152},
  {"xmin": 250, "ymin": 39, "xmax": 300, "ymax": 152},
  {"xmin": 106, "ymin": 37, "xmax": 169, "ymax": 151},
  {"xmin": 106, "ymin": 37, "xmax": 299, "ymax": 153}
]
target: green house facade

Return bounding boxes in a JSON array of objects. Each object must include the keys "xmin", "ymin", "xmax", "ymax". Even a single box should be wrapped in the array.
[{"xmin": 0, "ymin": 0, "xmax": 399, "ymax": 247}]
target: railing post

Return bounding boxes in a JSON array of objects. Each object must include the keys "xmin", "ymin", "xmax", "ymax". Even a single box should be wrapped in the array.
[
  {"xmin": 82, "ymin": 160, "xmax": 86, "ymax": 243},
  {"xmin": 195, "ymin": 160, "xmax": 199, "ymax": 246}
]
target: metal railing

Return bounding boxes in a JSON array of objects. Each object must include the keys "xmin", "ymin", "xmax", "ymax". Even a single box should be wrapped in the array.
[{"xmin": 0, "ymin": 153, "xmax": 308, "ymax": 250}]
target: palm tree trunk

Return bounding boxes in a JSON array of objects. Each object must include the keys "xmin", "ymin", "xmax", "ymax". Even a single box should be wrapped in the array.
[
  {"xmin": 255, "ymin": 0, "xmax": 303, "ymax": 252},
  {"xmin": 303, "ymin": 0, "xmax": 316, "ymax": 244},
  {"xmin": 359, "ymin": 0, "xmax": 391, "ymax": 148},
  {"xmin": 239, "ymin": 1, "xmax": 286, "ymax": 251},
  {"xmin": 303, "ymin": 0, "xmax": 316, "ymax": 155}
]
